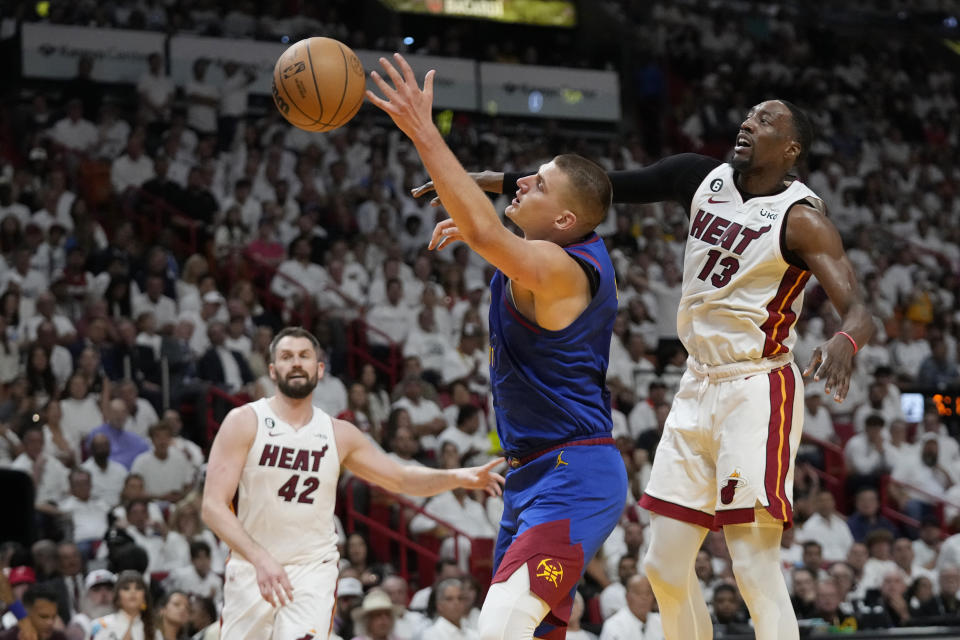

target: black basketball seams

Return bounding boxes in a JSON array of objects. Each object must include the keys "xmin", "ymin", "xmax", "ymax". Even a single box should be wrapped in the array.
[
  {"xmin": 324, "ymin": 42, "xmax": 352, "ymax": 126},
  {"xmin": 303, "ymin": 40, "xmax": 326, "ymax": 124}
]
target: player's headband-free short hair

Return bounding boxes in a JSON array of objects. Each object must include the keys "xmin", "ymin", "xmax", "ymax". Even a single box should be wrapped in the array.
[{"xmin": 269, "ymin": 327, "xmax": 322, "ymax": 363}]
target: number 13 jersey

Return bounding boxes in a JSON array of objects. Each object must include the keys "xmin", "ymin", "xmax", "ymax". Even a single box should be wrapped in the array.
[
  {"xmin": 235, "ymin": 398, "xmax": 340, "ymax": 565},
  {"xmin": 680, "ymin": 163, "xmax": 822, "ymax": 366}
]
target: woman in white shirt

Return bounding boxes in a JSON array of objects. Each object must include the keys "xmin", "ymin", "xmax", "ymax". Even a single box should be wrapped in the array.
[
  {"xmin": 91, "ymin": 570, "xmax": 161, "ymax": 640},
  {"xmin": 164, "ymin": 500, "xmax": 228, "ymax": 573},
  {"xmin": 176, "ymin": 254, "xmax": 209, "ymax": 314},
  {"xmin": 60, "ymin": 372, "xmax": 106, "ymax": 445},
  {"xmin": 41, "ymin": 399, "xmax": 78, "ymax": 467}
]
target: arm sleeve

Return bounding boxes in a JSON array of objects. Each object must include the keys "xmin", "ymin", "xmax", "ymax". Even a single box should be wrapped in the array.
[{"xmin": 504, "ymin": 153, "xmax": 722, "ymax": 214}]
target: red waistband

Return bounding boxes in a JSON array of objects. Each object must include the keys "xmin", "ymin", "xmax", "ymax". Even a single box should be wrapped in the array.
[{"xmin": 507, "ymin": 437, "xmax": 616, "ymax": 468}]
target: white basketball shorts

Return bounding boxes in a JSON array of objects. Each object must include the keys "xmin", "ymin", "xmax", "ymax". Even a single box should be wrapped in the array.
[
  {"xmin": 221, "ymin": 556, "xmax": 339, "ymax": 639},
  {"xmin": 639, "ymin": 354, "xmax": 803, "ymax": 530}
]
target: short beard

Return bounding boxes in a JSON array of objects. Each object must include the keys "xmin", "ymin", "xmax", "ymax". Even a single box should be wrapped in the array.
[{"xmin": 276, "ymin": 373, "xmax": 318, "ymax": 399}]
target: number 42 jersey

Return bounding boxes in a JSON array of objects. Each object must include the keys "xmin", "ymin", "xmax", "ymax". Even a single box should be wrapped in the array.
[
  {"xmin": 233, "ymin": 398, "xmax": 341, "ymax": 566},
  {"xmin": 680, "ymin": 163, "xmax": 822, "ymax": 366}
]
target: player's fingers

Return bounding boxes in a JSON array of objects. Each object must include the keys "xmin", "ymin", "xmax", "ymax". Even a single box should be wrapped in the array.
[
  {"xmin": 411, "ymin": 181, "xmax": 435, "ymax": 197},
  {"xmin": 813, "ymin": 353, "xmax": 829, "ymax": 382},
  {"xmin": 427, "ymin": 220, "xmax": 451, "ymax": 249},
  {"xmin": 835, "ymin": 376, "xmax": 850, "ymax": 403},
  {"xmin": 364, "ymin": 90, "xmax": 393, "ymax": 114},
  {"xmin": 393, "ymin": 52, "xmax": 418, "ymax": 86},
  {"xmin": 260, "ymin": 583, "xmax": 275, "ymax": 607},
  {"xmin": 368, "ymin": 72, "xmax": 397, "ymax": 99},
  {"xmin": 423, "ymin": 69, "xmax": 436, "ymax": 100},
  {"xmin": 802, "ymin": 350, "xmax": 821, "ymax": 377},
  {"xmin": 431, "ymin": 196, "xmax": 442, "ymax": 207},
  {"xmin": 378, "ymin": 57, "xmax": 405, "ymax": 91},
  {"xmin": 281, "ymin": 573, "xmax": 295, "ymax": 602},
  {"xmin": 482, "ymin": 457, "xmax": 505, "ymax": 472}
]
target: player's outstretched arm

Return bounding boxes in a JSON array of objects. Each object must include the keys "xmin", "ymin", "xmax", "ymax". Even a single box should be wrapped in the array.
[
  {"xmin": 367, "ymin": 54, "xmax": 587, "ymax": 298},
  {"xmin": 411, "ymin": 154, "xmax": 721, "ymax": 209},
  {"xmin": 201, "ymin": 406, "xmax": 294, "ymax": 607},
  {"xmin": 788, "ymin": 204, "xmax": 875, "ymax": 403},
  {"xmin": 334, "ymin": 418, "xmax": 504, "ymax": 497}
]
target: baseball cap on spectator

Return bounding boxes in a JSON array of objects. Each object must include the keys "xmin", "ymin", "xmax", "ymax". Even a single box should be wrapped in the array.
[
  {"xmin": 9, "ymin": 566, "xmax": 36, "ymax": 586},
  {"xmin": 202, "ymin": 291, "xmax": 225, "ymax": 305},
  {"xmin": 337, "ymin": 577, "xmax": 363, "ymax": 598},
  {"xmin": 84, "ymin": 569, "xmax": 117, "ymax": 590}
]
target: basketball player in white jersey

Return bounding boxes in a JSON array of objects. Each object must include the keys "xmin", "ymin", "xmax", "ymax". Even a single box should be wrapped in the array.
[
  {"xmin": 413, "ymin": 100, "xmax": 874, "ymax": 639},
  {"xmin": 202, "ymin": 327, "xmax": 504, "ymax": 640}
]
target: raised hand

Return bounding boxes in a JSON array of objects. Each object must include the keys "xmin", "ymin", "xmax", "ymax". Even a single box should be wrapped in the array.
[
  {"xmin": 428, "ymin": 218, "xmax": 464, "ymax": 251},
  {"xmin": 365, "ymin": 53, "xmax": 436, "ymax": 141}
]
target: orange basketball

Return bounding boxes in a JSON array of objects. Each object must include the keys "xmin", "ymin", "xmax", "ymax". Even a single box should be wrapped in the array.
[{"xmin": 272, "ymin": 37, "xmax": 366, "ymax": 132}]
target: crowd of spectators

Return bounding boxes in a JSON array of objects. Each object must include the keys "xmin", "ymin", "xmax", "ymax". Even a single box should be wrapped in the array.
[{"xmin": 1, "ymin": 0, "xmax": 960, "ymax": 637}]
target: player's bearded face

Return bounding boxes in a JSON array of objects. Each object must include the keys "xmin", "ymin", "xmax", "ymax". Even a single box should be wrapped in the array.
[{"xmin": 277, "ymin": 364, "xmax": 319, "ymax": 399}]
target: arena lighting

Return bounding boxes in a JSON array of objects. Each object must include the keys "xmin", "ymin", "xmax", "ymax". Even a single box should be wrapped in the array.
[
  {"xmin": 403, "ymin": 36, "xmax": 415, "ymax": 45},
  {"xmin": 527, "ymin": 90, "xmax": 543, "ymax": 113},
  {"xmin": 945, "ymin": 16, "xmax": 958, "ymax": 28}
]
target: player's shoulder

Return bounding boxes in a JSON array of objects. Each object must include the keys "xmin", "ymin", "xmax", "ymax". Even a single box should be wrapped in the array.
[{"xmin": 217, "ymin": 403, "xmax": 259, "ymax": 439}]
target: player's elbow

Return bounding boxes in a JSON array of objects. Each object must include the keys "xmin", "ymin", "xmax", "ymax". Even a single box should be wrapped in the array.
[{"xmin": 200, "ymin": 495, "xmax": 223, "ymax": 529}]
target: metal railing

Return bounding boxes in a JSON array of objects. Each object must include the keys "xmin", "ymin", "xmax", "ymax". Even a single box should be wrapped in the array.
[
  {"xmin": 800, "ymin": 432, "xmax": 960, "ymax": 532},
  {"xmin": 126, "ymin": 187, "xmax": 202, "ymax": 257},
  {"xmin": 346, "ymin": 319, "xmax": 402, "ymax": 389},
  {"xmin": 342, "ymin": 476, "xmax": 494, "ymax": 589}
]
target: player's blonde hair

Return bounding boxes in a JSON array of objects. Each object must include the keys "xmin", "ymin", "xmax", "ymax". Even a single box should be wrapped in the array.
[{"xmin": 554, "ymin": 154, "xmax": 612, "ymax": 231}]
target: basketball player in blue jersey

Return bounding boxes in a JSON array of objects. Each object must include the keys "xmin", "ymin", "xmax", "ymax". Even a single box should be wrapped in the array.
[
  {"xmin": 367, "ymin": 55, "xmax": 627, "ymax": 640},
  {"xmin": 416, "ymin": 100, "xmax": 875, "ymax": 640}
]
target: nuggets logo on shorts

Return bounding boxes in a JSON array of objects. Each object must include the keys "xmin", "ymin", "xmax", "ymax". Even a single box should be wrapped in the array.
[
  {"xmin": 535, "ymin": 558, "xmax": 564, "ymax": 587},
  {"xmin": 720, "ymin": 468, "xmax": 748, "ymax": 505}
]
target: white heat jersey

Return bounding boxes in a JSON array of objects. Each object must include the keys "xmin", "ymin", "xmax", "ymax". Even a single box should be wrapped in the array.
[
  {"xmin": 233, "ymin": 398, "xmax": 340, "ymax": 566},
  {"xmin": 678, "ymin": 163, "xmax": 822, "ymax": 366}
]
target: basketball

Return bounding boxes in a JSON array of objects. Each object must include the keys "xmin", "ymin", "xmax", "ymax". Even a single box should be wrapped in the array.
[{"xmin": 271, "ymin": 37, "xmax": 366, "ymax": 132}]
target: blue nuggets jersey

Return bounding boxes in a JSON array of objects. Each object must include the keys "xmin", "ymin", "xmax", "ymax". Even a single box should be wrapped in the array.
[{"xmin": 488, "ymin": 233, "xmax": 618, "ymax": 456}]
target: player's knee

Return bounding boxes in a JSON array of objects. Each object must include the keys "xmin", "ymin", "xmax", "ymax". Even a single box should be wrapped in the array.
[
  {"xmin": 730, "ymin": 552, "xmax": 767, "ymax": 594},
  {"xmin": 478, "ymin": 576, "xmax": 549, "ymax": 640},
  {"xmin": 642, "ymin": 550, "xmax": 682, "ymax": 590}
]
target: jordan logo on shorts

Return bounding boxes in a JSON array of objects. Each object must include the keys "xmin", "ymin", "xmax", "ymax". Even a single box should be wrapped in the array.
[
  {"xmin": 554, "ymin": 451, "xmax": 568, "ymax": 469},
  {"xmin": 720, "ymin": 469, "xmax": 746, "ymax": 505}
]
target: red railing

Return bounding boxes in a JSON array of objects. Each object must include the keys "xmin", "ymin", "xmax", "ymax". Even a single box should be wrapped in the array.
[
  {"xmin": 342, "ymin": 476, "xmax": 494, "ymax": 590},
  {"xmin": 800, "ymin": 432, "xmax": 849, "ymax": 508},
  {"xmin": 204, "ymin": 386, "xmax": 247, "ymax": 444},
  {"xmin": 801, "ymin": 431, "xmax": 960, "ymax": 532},
  {"xmin": 346, "ymin": 319, "xmax": 402, "ymax": 389},
  {"xmin": 239, "ymin": 248, "xmax": 315, "ymax": 330},
  {"xmin": 126, "ymin": 188, "xmax": 202, "ymax": 257}
]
